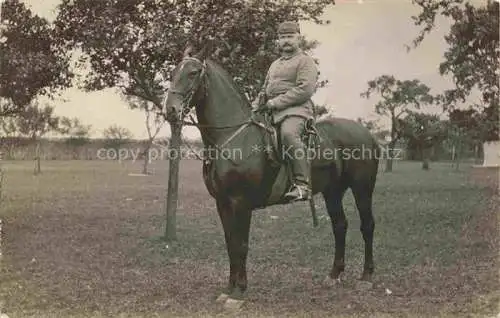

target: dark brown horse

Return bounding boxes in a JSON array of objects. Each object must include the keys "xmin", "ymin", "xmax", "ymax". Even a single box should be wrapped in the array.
[{"xmin": 164, "ymin": 45, "xmax": 380, "ymax": 304}]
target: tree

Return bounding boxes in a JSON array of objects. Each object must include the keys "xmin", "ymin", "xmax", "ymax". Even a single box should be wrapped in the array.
[
  {"xmin": 59, "ymin": 117, "xmax": 92, "ymax": 159},
  {"xmin": 355, "ymin": 117, "xmax": 391, "ymax": 144},
  {"xmin": 445, "ymin": 120, "xmax": 469, "ymax": 170},
  {"xmin": 444, "ymin": 107, "xmax": 485, "ymax": 169},
  {"xmin": 102, "ymin": 125, "xmax": 133, "ymax": 161},
  {"xmin": 125, "ymin": 96, "xmax": 165, "ymax": 174},
  {"xmin": 0, "ymin": 115, "xmax": 17, "ymax": 137},
  {"xmin": 356, "ymin": 117, "xmax": 381, "ymax": 134},
  {"xmin": 0, "ymin": 0, "xmax": 72, "ymax": 116},
  {"xmin": 361, "ymin": 75, "xmax": 434, "ymax": 172},
  {"xmin": 12, "ymin": 103, "xmax": 60, "ymax": 174},
  {"xmin": 1, "ymin": 0, "xmax": 69, "ymax": 175},
  {"xmin": 0, "ymin": 114, "xmax": 20, "ymax": 160},
  {"xmin": 411, "ymin": 0, "xmax": 499, "ymax": 141},
  {"xmin": 54, "ymin": 0, "xmax": 331, "ymax": 106},
  {"xmin": 400, "ymin": 111, "xmax": 446, "ymax": 170},
  {"xmin": 54, "ymin": 0, "xmax": 333, "ymax": 241}
]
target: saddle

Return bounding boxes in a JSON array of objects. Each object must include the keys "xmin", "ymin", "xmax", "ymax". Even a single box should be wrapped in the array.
[
  {"xmin": 251, "ymin": 111, "xmax": 322, "ymax": 208},
  {"xmin": 256, "ymin": 112, "xmax": 321, "ymax": 167}
]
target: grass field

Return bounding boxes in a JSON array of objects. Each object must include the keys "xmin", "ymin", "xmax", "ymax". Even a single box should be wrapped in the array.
[{"xmin": 0, "ymin": 159, "xmax": 498, "ymax": 317}]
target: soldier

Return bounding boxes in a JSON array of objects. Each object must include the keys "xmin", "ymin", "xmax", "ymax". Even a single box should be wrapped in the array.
[{"xmin": 252, "ymin": 20, "xmax": 319, "ymax": 202}]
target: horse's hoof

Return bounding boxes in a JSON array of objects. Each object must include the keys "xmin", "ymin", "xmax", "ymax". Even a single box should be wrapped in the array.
[
  {"xmin": 215, "ymin": 293, "xmax": 229, "ymax": 303},
  {"xmin": 322, "ymin": 275, "xmax": 342, "ymax": 288},
  {"xmin": 356, "ymin": 280, "xmax": 373, "ymax": 291},
  {"xmin": 223, "ymin": 297, "xmax": 245, "ymax": 311}
]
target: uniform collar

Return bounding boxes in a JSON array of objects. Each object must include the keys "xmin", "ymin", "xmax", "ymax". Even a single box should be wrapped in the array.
[{"xmin": 279, "ymin": 49, "xmax": 302, "ymax": 60}]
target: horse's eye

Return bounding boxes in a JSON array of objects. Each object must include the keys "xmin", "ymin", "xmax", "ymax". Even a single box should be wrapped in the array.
[{"xmin": 189, "ymin": 70, "xmax": 199, "ymax": 76}]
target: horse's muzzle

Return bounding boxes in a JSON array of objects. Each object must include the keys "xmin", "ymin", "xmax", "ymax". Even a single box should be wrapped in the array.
[{"xmin": 163, "ymin": 93, "xmax": 183, "ymax": 121}]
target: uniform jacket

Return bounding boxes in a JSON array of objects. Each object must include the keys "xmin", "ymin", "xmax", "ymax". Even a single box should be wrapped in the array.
[{"xmin": 256, "ymin": 49, "xmax": 319, "ymax": 123}]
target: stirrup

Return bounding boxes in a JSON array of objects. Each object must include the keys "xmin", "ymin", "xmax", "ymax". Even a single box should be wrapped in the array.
[{"xmin": 284, "ymin": 184, "xmax": 311, "ymax": 201}]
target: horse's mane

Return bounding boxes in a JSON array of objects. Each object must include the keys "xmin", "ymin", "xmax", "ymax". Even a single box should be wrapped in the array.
[{"xmin": 205, "ymin": 59, "xmax": 253, "ymax": 110}]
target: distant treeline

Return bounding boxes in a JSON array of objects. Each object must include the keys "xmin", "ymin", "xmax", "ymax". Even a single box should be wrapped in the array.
[
  {"xmin": 0, "ymin": 137, "xmax": 204, "ymax": 161},
  {"xmin": 0, "ymin": 136, "xmax": 483, "ymax": 163}
]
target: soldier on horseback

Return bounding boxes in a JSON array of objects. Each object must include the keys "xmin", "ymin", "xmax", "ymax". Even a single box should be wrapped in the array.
[{"xmin": 252, "ymin": 21, "xmax": 319, "ymax": 202}]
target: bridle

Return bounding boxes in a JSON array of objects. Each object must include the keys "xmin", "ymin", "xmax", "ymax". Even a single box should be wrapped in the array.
[
  {"xmin": 163, "ymin": 56, "xmax": 274, "ymax": 164},
  {"xmin": 164, "ymin": 56, "xmax": 207, "ymax": 123}
]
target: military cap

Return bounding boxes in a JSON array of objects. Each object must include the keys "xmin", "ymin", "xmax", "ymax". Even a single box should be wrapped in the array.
[{"xmin": 278, "ymin": 21, "xmax": 300, "ymax": 34}]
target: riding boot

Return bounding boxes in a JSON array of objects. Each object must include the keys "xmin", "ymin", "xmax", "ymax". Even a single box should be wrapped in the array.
[
  {"xmin": 279, "ymin": 116, "xmax": 312, "ymax": 202},
  {"xmin": 284, "ymin": 149, "xmax": 311, "ymax": 201}
]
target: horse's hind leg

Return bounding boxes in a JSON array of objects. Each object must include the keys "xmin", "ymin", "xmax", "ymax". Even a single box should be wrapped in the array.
[
  {"xmin": 351, "ymin": 180, "xmax": 376, "ymax": 282},
  {"xmin": 322, "ymin": 182, "xmax": 348, "ymax": 282}
]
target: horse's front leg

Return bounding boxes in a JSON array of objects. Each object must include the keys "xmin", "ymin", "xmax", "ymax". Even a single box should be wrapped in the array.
[{"xmin": 216, "ymin": 195, "xmax": 252, "ymax": 301}]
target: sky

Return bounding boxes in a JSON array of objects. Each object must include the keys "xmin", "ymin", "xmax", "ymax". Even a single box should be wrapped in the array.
[{"xmin": 20, "ymin": 0, "xmax": 464, "ymax": 140}]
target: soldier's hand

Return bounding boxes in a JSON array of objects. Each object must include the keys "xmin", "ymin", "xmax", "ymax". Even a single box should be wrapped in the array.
[
  {"xmin": 265, "ymin": 99, "xmax": 278, "ymax": 110},
  {"xmin": 251, "ymin": 99, "xmax": 260, "ymax": 111},
  {"xmin": 251, "ymin": 98, "xmax": 267, "ymax": 112},
  {"xmin": 252, "ymin": 104, "xmax": 269, "ymax": 114},
  {"xmin": 252, "ymin": 105, "xmax": 263, "ymax": 113}
]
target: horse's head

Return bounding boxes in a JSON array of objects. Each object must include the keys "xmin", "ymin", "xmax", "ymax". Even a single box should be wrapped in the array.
[{"xmin": 163, "ymin": 43, "xmax": 212, "ymax": 121}]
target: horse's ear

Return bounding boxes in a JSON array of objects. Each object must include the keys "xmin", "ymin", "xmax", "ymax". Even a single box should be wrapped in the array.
[{"xmin": 194, "ymin": 40, "xmax": 215, "ymax": 61}]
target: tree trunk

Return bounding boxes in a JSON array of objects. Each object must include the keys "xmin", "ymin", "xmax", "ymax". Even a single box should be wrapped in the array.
[
  {"xmin": 386, "ymin": 117, "xmax": 399, "ymax": 173},
  {"xmin": 454, "ymin": 143, "xmax": 461, "ymax": 171},
  {"xmin": 451, "ymin": 145, "xmax": 455, "ymax": 168},
  {"xmin": 421, "ymin": 147, "xmax": 430, "ymax": 170},
  {"xmin": 385, "ymin": 140, "xmax": 396, "ymax": 172},
  {"xmin": 474, "ymin": 143, "xmax": 482, "ymax": 165},
  {"xmin": 72, "ymin": 146, "xmax": 80, "ymax": 160},
  {"xmin": 164, "ymin": 122, "xmax": 182, "ymax": 241},
  {"xmin": 422, "ymin": 158, "xmax": 429, "ymax": 170},
  {"xmin": 34, "ymin": 140, "xmax": 41, "ymax": 175},
  {"xmin": 8, "ymin": 143, "xmax": 15, "ymax": 160},
  {"xmin": 0, "ymin": 164, "xmax": 4, "ymax": 201},
  {"xmin": 385, "ymin": 156, "xmax": 393, "ymax": 172},
  {"xmin": 142, "ymin": 143, "xmax": 151, "ymax": 175}
]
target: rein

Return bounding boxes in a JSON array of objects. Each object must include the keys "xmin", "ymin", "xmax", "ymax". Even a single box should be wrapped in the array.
[
  {"xmin": 183, "ymin": 109, "xmax": 274, "ymax": 165},
  {"xmin": 169, "ymin": 56, "xmax": 271, "ymax": 165}
]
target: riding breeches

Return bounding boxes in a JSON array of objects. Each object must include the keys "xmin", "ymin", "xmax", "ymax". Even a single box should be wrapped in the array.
[{"xmin": 278, "ymin": 116, "xmax": 311, "ymax": 186}]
